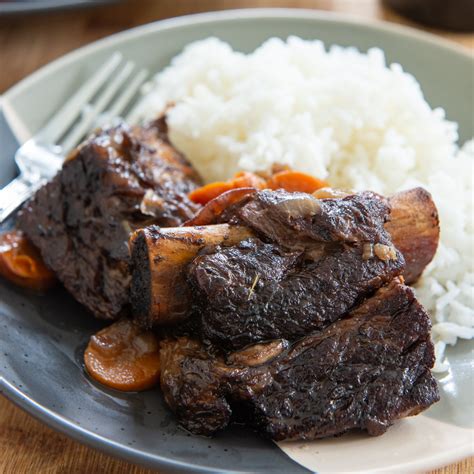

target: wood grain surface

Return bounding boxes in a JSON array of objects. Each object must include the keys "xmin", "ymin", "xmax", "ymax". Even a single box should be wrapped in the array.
[{"xmin": 0, "ymin": 1, "xmax": 472, "ymax": 473}]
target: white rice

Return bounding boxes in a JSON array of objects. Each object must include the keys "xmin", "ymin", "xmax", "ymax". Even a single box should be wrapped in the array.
[{"xmin": 135, "ymin": 37, "xmax": 474, "ymax": 371}]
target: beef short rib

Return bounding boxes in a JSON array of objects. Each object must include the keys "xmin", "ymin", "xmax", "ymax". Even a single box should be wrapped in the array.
[
  {"xmin": 143, "ymin": 188, "xmax": 439, "ymax": 441},
  {"xmin": 19, "ymin": 121, "xmax": 201, "ymax": 319},
  {"xmin": 160, "ymin": 278, "xmax": 439, "ymax": 440},
  {"xmin": 188, "ymin": 190, "xmax": 405, "ymax": 350},
  {"xmin": 130, "ymin": 188, "xmax": 439, "ymax": 328}
]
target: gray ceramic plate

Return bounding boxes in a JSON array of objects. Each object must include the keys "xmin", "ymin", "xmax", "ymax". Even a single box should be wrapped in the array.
[{"xmin": 0, "ymin": 9, "xmax": 473, "ymax": 474}]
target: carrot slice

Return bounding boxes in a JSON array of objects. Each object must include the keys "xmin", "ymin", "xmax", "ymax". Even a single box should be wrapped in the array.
[
  {"xmin": 267, "ymin": 170, "xmax": 329, "ymax": 194},
  {"xmin": 84, "ymin": 319, "xmax": 161, "ymax": 392},
  {"xmin": 189, "ymin": 171, "xmax": 266, "ymax": 205},
  {"xmin": 0, "ymin": 230, "xmax": 55, "ymax": 291}
]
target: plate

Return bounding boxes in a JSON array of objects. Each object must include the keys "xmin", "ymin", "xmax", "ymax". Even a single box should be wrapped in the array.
[{"xmin": 0, "ymin": 9, "xmax": 473, "ymax": 473}]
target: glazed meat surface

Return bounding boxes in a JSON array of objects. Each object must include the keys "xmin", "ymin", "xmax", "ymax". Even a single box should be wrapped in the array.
[
  {"xmin": 217, "ymin": 189, "xmax": 392, "ymax": 246},
  {"xmin": 130, "ymin": 187, "xmax": 439, "ymax": 328},
  {"xmin": 188, "ymin": 190, "xmax": 405, "ymax": 350},
  {"xmin": 19, "ymin": 121, "xmax": 201, "ymax": 319},
  {"xmin": 160, "ymin": 278, "xmax": 439, "ymax": 440},
  {"xmin": 130, "ymin": 187, "xmax": 439, "ymax": 441}
]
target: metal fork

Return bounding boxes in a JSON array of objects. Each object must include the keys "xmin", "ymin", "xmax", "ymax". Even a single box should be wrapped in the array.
[{"xmin": 0, "ymin": 52, "xmax": 149, "ymax": 223}]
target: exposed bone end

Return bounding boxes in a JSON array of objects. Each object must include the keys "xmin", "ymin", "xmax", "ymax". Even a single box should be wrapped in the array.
[
  {"xmin": 387, "ymin": 188, "xmax": 440, "ymax": 285},
  {"xmin": 130, "ymin": 228, "xmax": 155, "ymax": 328},
  {"xmin": 130, "ymin": 224, "xmax": 254, "ymax": 327}
]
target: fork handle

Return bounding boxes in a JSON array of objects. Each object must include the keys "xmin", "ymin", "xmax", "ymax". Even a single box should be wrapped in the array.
[{"xmin": 0, "ymin": 175, "xmax": 41, "ymax": 223}]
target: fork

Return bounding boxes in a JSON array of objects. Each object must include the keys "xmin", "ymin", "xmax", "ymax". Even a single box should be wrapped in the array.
[{"xmin": 0, "ymin": 52, "xmax": 149, "ymax": 223}]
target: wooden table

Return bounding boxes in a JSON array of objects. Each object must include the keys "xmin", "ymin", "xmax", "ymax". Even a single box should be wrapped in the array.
[{"xmin": 0, "ymin": 1, "xmax": 472, "ymax": 473}]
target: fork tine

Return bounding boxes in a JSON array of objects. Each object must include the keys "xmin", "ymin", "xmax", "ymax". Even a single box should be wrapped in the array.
[
  {"xmin": 37, "ymin": 52, "xmax": 123, "ymax": 145},
  {"xmin": 124, "ymin": 80, "xmax": 153, "ymax": 124},
  {"xmin": 60, "ymin": 61, "xmax": 135, "ymax": 154},
  {"xmin": 108, "ymin": 68, "xmax": 149, "ymax": 117}
]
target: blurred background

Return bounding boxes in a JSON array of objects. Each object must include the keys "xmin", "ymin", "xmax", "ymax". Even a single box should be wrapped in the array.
[{"xmin": 0, "ymin": 0, "xmax": 473, "ymax": 94}]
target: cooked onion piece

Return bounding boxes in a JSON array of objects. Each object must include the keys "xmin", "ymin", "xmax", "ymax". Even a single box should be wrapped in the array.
[
  {"xmin": 185, "ymin": 187, "xmax": 256, "ymax": 226},
  {"xmin": 312, "ymin": 187, "xmax": 351, "ymax": 199},
  {"xmin": 189, "ymin": 171, "xmax": 266, "ymax": 205}
]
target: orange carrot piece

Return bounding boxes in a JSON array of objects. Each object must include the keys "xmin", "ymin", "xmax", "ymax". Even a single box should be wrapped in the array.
[
  {"xmin": 266, "ymin": 170, "xmax": 329, "ymax": 194},
  {"xmin": 189, "ymin": 171, "xmax": 266, "ymax": 205},
  {"xmin": 189, "ymin": 181, "xmax": 233, "ymax": 205},
  {"xmin": 0, "ymin": 230, "xmax": 55, "ymax": 291},
  {"xmin": 84, "ymin": 319, "xmax": 161, "ymax": 392}
]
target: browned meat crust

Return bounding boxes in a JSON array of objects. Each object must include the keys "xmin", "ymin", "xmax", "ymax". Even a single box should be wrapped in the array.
[
  {"xmin": 130, "ymin": 188, "xmax": 439, "ymax": 329},
  {"xmin": 188, "ymin": 190, "xmax": 405, "ymax": 350},
  {"xmin": 130, "ymin": 224, "xmax": 254, "ymax": 326},
  {"xmin": 19, "ymin": 121, "xmax": 201, "ymax": 319},
  {"xmin": 160, "ymin": 278, "xmax": 439, "ymax": 440},
  {"xmin": 386, "ymin": 188, "xmax": 439, "ymax": 284}
]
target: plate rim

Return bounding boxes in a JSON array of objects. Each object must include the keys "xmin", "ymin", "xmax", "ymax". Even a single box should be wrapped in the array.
[{"xmin": 1, "ymin": 8, "xmax": 473, "ymax": 473}]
